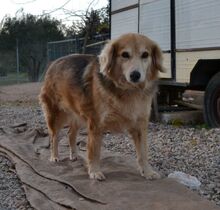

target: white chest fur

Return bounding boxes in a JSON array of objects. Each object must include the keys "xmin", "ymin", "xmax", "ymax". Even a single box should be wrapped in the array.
[{"xmin": 98, "ymin": 94, "xmax": 152, "ymax": 132}]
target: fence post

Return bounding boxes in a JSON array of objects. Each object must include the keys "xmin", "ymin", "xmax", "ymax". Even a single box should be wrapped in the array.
[{"xmin": 16, "ymin": 38, "xmax": 20, "ymax": 83}]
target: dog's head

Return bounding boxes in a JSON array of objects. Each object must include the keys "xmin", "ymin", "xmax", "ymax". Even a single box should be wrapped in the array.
[{"xmin": 99, "ymin": 33, "xmax": 165, "ymax": 89}]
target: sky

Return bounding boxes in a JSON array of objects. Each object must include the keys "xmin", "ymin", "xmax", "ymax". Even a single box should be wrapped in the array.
[{"xmin": 0, "ymin": 0, "xmax": 108, "ymax": 26}]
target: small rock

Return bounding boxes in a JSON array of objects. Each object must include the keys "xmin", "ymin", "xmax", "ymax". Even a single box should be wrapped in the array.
[
  {"xmin": 168, "ymin": 171, "xmax": 201, "ymax": 190},
  {"xmin": 207, "ymin": 183, "xmax": 216, "ymax": 190}
]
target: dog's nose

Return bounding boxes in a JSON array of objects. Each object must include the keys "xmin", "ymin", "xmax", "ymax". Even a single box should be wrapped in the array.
[{"xmin": 130, "ymin": 71, "xmax": 141, "ymax": 83}]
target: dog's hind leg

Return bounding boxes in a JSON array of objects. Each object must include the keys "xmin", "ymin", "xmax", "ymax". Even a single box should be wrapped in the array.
[
  {"xmin": 47, "ymin": 110, "xmax": 67, "ymax": 162},
  {"xmin": 49, "ymin": 129, "xmax": 59, "ymax": 162},
  {"xmin": 68, "ymin": 122, "xmax": 79, "ymax": 161},
  {"xmin": 41, "ymin": 100, "xmax": 67, "ymax": 162},
  {"xmin": 49, "ymin": 111, "xmax": 69, "ymax": 162}
]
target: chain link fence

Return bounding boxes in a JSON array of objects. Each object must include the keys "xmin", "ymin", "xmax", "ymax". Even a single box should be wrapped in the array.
[
  {"xmin": 47, "ymin": 33, "xmax": 109, "ymax": 61},
  {"xmin": 0, "ymin": 33, "xmax": 109, "ymax": 86},
  {"xmin": 0, "ymin": 49, "xmax": 29, "ymax": 86}
]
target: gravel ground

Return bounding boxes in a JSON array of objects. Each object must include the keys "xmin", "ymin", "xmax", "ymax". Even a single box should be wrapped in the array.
[
  {"xmin": 0, "ymin": 155, "xmax": 34, "ymax": 210},
  {"xmin": 0, "ymin": 83, "xmax": 219, "ymax": 208}
]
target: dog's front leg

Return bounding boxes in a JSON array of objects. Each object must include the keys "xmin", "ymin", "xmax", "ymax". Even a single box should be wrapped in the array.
[
  {"xmin": 87, "ymin": 123, "xmax": 105, "ymax": 181},
  {"xmin": 129, "ymin": 121, "xmax": 161, "ymax": 180}
]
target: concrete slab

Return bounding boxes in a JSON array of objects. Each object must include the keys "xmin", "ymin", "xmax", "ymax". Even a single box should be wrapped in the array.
[{"xmin": 160, "ymin": 110, "xmax": 204, "ymax": 124}]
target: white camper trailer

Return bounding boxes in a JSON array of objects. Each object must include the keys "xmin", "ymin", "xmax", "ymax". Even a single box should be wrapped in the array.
[{"xmin": 110, "ymin": 0, "xmax": 220, "ymax": 127}]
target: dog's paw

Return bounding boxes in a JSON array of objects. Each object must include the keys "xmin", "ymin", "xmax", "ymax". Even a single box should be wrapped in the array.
[
  {"xmin": 89, "ymin": 171, "xmax": 106, "ymax": 181},
  {"xmin": 141, "ymin": 168, "xmax": 161, "ymax": 180},
  {"xmin": 50, "ymin": 156, "xmax": 59, "ymax": 162},
  {"xmin": 69, "ymin": 153, "xmax": 78, "ymax": 161}
]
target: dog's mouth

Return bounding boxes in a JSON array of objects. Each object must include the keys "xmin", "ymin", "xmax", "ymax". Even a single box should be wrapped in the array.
[{"xmin": 118, "ymin": 75, "xmax": 145, "ymax": 90}]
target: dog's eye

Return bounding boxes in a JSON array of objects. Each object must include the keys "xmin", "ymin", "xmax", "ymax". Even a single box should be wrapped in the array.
[
  {"xmin": 121, "ymin": 52, "xmax": 130, "ymax": 59},
  {"xmin": 141, "ymin": 51, "xmax": 149, "ymax": 59}
]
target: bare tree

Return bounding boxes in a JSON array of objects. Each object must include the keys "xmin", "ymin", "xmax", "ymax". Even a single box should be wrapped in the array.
[
  {"xmin": 0, "ymin": 15, "xmax": 7, "ymax": 31},
  {"xmin": 62, "ymin": 0, "xmax": 100, "ymax": 53}
]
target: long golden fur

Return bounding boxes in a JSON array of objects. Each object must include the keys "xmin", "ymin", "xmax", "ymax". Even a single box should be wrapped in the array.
[{"xmin": 39, "ymin": 33, "xmax": 165, "ymax": 180}]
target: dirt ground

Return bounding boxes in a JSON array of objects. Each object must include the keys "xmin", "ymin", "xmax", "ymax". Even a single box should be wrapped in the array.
[{"xmin": 0, "ymin": 82, "xmax": 42, "ymax": 105}]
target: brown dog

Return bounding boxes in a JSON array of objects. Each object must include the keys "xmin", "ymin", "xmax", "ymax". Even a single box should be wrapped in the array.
[{"xmin": 39, "ymin": 33, "xmax": 165, "ymax": 180}]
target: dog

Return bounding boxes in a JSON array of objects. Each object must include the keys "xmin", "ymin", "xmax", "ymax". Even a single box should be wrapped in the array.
[{"xmin": 39, "ymin": 33, "xmax": 165, "ymax": 181}]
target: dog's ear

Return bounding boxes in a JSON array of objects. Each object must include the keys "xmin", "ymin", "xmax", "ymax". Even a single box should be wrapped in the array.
[
  {"xmin": 149, "ymin": 43, "xmax": 166, "ymax": 80},
  {"xmin": 99, "ymin": 40, "xmax": 115, "ymax": 75},
  {"xmin": 151, "ymin": 43, "xmax": 166, "ymax": 72}
]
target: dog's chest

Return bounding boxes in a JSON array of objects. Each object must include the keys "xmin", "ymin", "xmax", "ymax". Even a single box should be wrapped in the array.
[{"xmin": 99, "ymin": 98, "xmax": 148, "ymax": 131}]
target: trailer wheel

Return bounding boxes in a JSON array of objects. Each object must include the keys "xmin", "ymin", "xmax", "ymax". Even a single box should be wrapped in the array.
[{"xmin": 204, "ymin": 72, "xmax": 220, "ymax": 127}]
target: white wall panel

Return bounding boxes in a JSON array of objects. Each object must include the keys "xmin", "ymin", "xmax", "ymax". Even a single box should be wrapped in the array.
[
  {"xmin": 139, "ymin": 0, "xmax": 170, "ymax": 51},
  {"xmin": 111, "ymin": 8, "xmax": 138, "ymax": 39},
  {"xmin": 176, "ymin": 0, "xmax": 220, "ymax": 49},
  {"xmin": 111, "ymin": 0, "xmax": 138, "ymax": 12},
  {"xmin": 140, "ymin": 0, "xmax": 157, "ymax": 4}
]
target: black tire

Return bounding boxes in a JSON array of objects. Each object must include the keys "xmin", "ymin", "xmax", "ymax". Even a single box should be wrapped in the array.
[{"xmin": 204, "ymin": 72, "xmax": 220, "ymax": 127}]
